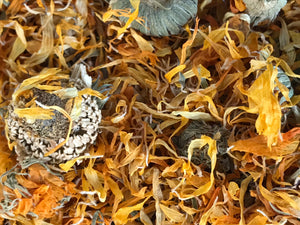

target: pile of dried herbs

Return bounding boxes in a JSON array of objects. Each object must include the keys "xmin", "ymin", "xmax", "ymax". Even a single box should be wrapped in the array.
[{"xmin": 0, "ymin": 0, "xmax": 300, "ymax": 224}]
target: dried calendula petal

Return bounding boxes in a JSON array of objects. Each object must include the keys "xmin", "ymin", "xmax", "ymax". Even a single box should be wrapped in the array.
[
  {"xmin": 5, "ymin": 65, "xmax": 106, "ymax": 164},
  {"xmin": 109, "ymin": 0, "xmax": 198, "ymax": 36}
]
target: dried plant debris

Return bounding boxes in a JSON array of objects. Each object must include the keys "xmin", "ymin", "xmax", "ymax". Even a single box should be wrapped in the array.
[
  {"xmin": 1, "ymin": 0, "xmax": 300, "ymax": 224},
  {"xmin": 5, "ymin": 66, "xmax": 106, "ymax": 164},
  {"xmin": 243, "ymin": 0, "xmax": 287, "ymax": 26},
  {"xmin": 109, "ymin": 0, "xmax": 198, "ymax": 36}
]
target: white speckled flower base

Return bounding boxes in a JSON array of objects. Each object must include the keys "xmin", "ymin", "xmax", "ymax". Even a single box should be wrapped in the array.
[{"xmin": 6, "ymin": 89, "xmax": 102, "ymax": 164}]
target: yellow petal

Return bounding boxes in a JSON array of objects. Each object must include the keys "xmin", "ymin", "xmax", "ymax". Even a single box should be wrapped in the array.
[
  {"xmin": 247, "ymin": 215, "xmax": 268, "ymax": 225},
  {"xmin": 234, "ymin": 0, "xmax": 246, "ymax": 11},
  {"xmin": 59, "ymin": 155, "xmax": 103, "ymax": 172},
  {"xmin": 113, "ymin": 197, "xmax": 149, "ymax": 225},
  {"xmin": 117, "ymin": 0, "xmax": 140, "ymax": 37},
  {"xmin": 84, "ymin": 161, "xmax": 107, "ymax": 202},
  {"xmin": 238, "ymin": 176, "xmax": 252, "ymax": 225},
  {"xmin": 171, "ymin": 111, "xmax": 215, "ymax": 121},
  {"xmin": 159, "ymin": 203, "xmax": 185, "ymax": 223},
  {"xmin": 164, "ymin": 65, "xmax": 186, "ymax": 83},
  {"xmin": 131, "ymin": 29, "xmax": 154, "ymax": 52},
  {"xmin": 140, "ymin": 208, "xmax": 153, "ymax": 225},
  {"xmin": 14, "ymin": 107, "xmax": 54, "ymax": 120},
  {"xmin": 8, "ymin": 37, "xmax": 26, "ymax": 62},
  {"xmin": 228, "ymin": 182, "xmax": 240, "ymax": 201}
]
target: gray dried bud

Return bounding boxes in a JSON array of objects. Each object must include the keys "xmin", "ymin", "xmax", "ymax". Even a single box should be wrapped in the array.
[
  {"xmin": 110, "ymin": 0, "xmax": 198, "ymax": 36},
  {"xmin": 173, "ymin": 121, "xmax": 233, "ymax": 173},
  {"xmin": 243, "ymin": 0, "xmax": 287, "ymax": 26}
]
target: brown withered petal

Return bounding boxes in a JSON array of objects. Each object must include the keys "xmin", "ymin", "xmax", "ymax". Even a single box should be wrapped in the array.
[{"xmin": 109, "ymin": 0, "xmax": 198, "ymax": 36}]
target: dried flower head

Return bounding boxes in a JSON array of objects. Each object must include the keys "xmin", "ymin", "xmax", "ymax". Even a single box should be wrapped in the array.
[
  {"xmin": 5, "ymin": 65, "xmax": 106, "ymax": 164},
  {"xmin": 173, "ymin": 121, "xmax": 233, "ymax": 173},
  {"xmin": 110, "ymin": 0, "xmax": 198, "ymax": 36},
  {"xmin": 243, "ymin": 0, "xmax": 287, "ymax": 26}
]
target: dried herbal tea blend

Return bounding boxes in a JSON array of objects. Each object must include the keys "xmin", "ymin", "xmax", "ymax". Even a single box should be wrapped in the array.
[
  {"xmin": 109, "ymin": 0, "xmax": 198, "ymax": 36},
  {"xmin": 5, "ymin": 66, "xmax": 106, "ymax": 164},
  {"xmin": 0, "ymin": 0, "xmax": 300, "ymax": 224}
]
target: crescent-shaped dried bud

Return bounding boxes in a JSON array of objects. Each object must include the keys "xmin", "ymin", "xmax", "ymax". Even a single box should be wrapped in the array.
[
  {"xmin": 110, "ymin": 0, "xmax": 198, "ymax": 36},
  {"xmin": 243, "ymin": 0, "xmax": 287, "ymax": 26},
  {"xmin": 5, "ymin": 67, "xmax": 104, "ymax": 164}
]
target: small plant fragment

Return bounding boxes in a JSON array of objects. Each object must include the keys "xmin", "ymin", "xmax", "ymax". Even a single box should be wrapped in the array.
[{"xmin": 109, "ymin": 0, "xmax": 198, "ymax": 36}]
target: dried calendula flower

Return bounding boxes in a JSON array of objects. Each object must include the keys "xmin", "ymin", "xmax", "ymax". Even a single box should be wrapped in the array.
[
  {"xmin": 243, "ymin": 0, "xmax": 287, "ymax": 26},
  {"xmin": 5, "ymin": 65, "xmax": 107, "ymax": 164},
  {"xmin": 109, "ymin": 0, "xmax": 198, "ymax": 36},
  {"xmin": 173, "ymin": 120, "xmax": 233, "ymax": 173}
]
